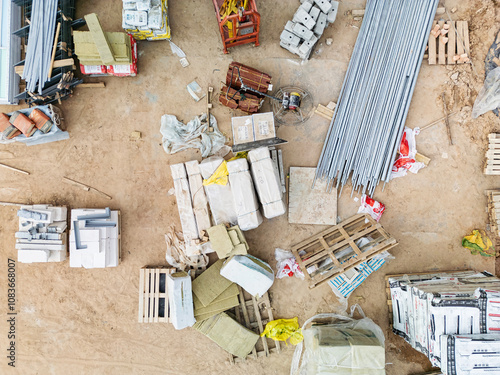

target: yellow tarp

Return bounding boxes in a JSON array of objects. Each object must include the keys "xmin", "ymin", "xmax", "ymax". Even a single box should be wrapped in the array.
[{"xmin": 260, "ymin": 317, "xmax": 303, "ymax": 345}]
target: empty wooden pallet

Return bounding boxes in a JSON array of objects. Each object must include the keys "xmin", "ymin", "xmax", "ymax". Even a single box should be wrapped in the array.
[
  {"xmin": 485, "ymin": 134, "xmax": 500, "ymax": 175},
  {"xmin": 291, "ymin": 213, "xmax": 398, "ymax": 289},
  {"xmin": 138, "ymin": 267, "xmax": 175, "ymax": 323},
  {"xmin": 229, "ymin": 287, "xmax": 280, "ymax": 364},
  {"xmin": 427, "ymin": 20, "xmax": 469, "ymax": 65}
]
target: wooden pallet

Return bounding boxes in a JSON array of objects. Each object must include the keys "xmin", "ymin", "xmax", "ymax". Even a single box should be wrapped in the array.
[
  {"xmin": 138, "ymin": 267, "xmax": 175, "ymax": 323},
  {"xmin": 427, "ymin": 20, "xmax": 469, "ymax": 65},
  {"xmin": 485, "ymin": 134, "xmax": 500, "ymax": 175},
  {"xmin": 229, "ymin": 287, "xmax": 281, "ymax": 364},
  {"xmin": 291, "ymin": 213, "xmax": 398, "ymax": 289},
  {"xmin": 487, "ymin": 189, "xmax": 500, "ymax": 239}
]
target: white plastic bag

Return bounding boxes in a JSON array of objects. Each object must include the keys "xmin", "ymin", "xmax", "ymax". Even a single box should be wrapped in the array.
[
  {"xmin": 390, "ymin": 127, "xmax": 426, "ymax": 180},
  {"xmin": 357, "ymin": 195, "xmax": 385, "ymax": 222},
  {"xmin": 160, "ymin": 113, "xmax": 226, "ymax": 158},
  {"xmin": 472, "ymin": 67, "xmax": 500, "ymax": 118},
  {"xmin": 290, "ymin": 306, "xmax": 386, "ymax": 375},
  {"xmin": 275, "ymin": 248, "xmax": 304, "ymax": 279}
]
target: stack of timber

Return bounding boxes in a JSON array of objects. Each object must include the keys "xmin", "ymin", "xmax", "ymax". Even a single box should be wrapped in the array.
[{"xmin": 485, "ymin": 133, "xmax": 500, "ymax": 175}]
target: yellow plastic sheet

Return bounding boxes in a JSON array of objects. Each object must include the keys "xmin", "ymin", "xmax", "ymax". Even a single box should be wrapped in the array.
[
  {"xmin": 203, "ymin": 161, "xmax": 229, "ymax": 186},
  {"xmin": 260, "ymin": 317, "xmax": 303, "ymax": 345},
  {"xmin": 462, "ymin": 229, "xmax": 496, "ymax": 257}
]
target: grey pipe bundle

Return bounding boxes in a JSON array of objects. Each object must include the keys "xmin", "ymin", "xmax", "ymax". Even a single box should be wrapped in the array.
[{"xmin": 315, "ymin": 0, "xmax": 439, "ymax": 196}]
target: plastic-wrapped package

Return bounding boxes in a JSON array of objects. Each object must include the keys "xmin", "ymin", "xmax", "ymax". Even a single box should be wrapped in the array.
[
  {"xmin": 291, "ymin": 309, "xmax": 386, "ymax": 375},
  {"xmin": 167, "ymin": 271, "xmax": 196, "ymax": 330},
  {"xmin": 199, "ymin": 157, "xmax": 238, "ymax": 226},
  {"xmin": 160, "ymin": 113, "xmax": 226, "ymax": 158},
  {"xmin": 472, "ymin": 67, "xmax": 500, "ymax": 118},
  {"xmin": 247, "ymin": 147, "xmax": 286, "ymax": 219},
  {"xmin": 185, "ymin": 160, "xmax": 212, "ymax": 237},
  {"xmin": 227, "ymin": 158, "xmax": 263, "ymax": 231}
]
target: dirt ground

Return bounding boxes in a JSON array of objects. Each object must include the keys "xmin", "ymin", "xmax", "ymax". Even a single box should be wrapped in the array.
[{"xmin": 0, "ymin": 0, "xmax": 499, "ymax": 374}]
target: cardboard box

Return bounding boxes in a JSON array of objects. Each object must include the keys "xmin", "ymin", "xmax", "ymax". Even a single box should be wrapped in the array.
[
  {"xmin": 252, "ymin": 112, "xmax": 276, "ymax": 141},
  {"xmin": 231, "ymin": 115, "xmax": 254, "ymax": 145}
]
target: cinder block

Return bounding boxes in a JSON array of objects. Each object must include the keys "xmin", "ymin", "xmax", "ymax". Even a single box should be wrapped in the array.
[
  {"xmin": 309, "ymin": 6, "xmax": 321, "ymax": 21},
  {"xmin": 284, "ymin": 20, "xmax": 295, "ymax": 32},
  {"xmin": 314, "ymin": 0, "xmax": 333, "ymax": 14},
  {"xmin": 327, "ymin": 1, "xmax": 339, "ymax": 23},
  {"xmin": 293, "ymin": 8, "xmax": 316, "ymax": 30},
  {"xmin": 300, "ymin": 0, "xmax": 313, "ymax": 3},
  {"xmin": 280, "ymin": 30, "xmax": 301, "ymax": 47},
  {"xmin": 299, "ymin": 1, "xmax": 313, "ymax": 12},
  {"xmin": 292, "ymin": 22, "xmax": 314, "ymax": 41},
  {"xmin": 314, "ymin": 12, "xmax": 327, "ymax": 35},
  {"xmin": 298, "ymin": 35, "xmax": 318, "ymax": 58}
]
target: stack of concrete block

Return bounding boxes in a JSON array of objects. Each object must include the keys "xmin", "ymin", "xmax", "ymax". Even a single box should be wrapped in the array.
[
  {"xmin": 15, "ymin": 205, "xmax": 68, "ymax": 263},
  {"xmin": 280, "ymin": 0, "xmax": 339, "ymax": 59},
  {"xmin": 69, "ymin": 208, "xmax": 121, "ymax": 269}
]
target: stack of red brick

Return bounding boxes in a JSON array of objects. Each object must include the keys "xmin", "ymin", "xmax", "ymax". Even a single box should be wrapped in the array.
[{"xmin": 0, "ymin": 109, "xmax": 53, "ymax": 139}]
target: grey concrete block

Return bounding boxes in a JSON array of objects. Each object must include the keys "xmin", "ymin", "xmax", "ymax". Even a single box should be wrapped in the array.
[
  {"xmin": 280, "ymin": 30, "xmax": 301, "ymax": 47},
  {"xmin": 293, "ymin": 8, "xmax": 316, "ymax": 30},
  {"xmin": 327, "ymin": 1, "xmax": 339, "ymax": 23},
  {"xmin": 309, "ymin": 6, "xmax": 320, "ymax": 21},
  {"xmin": 300, "ymin": 0, "xmax": 313, "ymax": 3},
  {"xmin": 299, "ymin": 1, "xmax": 313, "ymax": 13},
  {"xmin": 292, "ymin": 22, "xmax": 314, "ymax": 41},
  {"xmin": 314, "ymin": 0, "xmax": 333, "ymax": 14},
  {"xmin": 314, "ymin": 12, "xmax": 327, "ymax": 35},
  {"xmin": 280, "ymin": 40, "xmax": 300, "ymax": 55},
  {"xmin": 284, "ymin": 20, "xmax": 295, "ymax": 33},
  {"xmin": 298, "ymin": 34, "xmax": 318, "ymax": 59}
]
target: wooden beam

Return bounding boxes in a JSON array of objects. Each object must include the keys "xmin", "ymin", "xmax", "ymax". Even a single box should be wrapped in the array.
[
  {"xmin": 84, "ymin": 13, "xmax": 116, "ymax": 65},
  {"xmin": 78, "ymin": 82, "xmax": 106, "ymax": 88}
]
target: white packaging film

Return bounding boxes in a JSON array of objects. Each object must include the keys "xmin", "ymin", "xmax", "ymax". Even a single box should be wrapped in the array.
[{"xmin": 167, "ymin": 272, "xmax": 196, "ymax": 330}]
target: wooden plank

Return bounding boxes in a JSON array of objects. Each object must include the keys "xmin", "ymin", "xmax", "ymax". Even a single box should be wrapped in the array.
[
  {"xmin": 438, "ymin": 21, "xmax": 446, "ymax": 65},
  {"xmin": 84, "ymin": 13, "xmax": 116, "ymax": 65},
  {"xmin": 78, "ymin": 82, "xmax": 106, "ymax": 88},
  {"xmin": 456, "ymin": 21, "xmax": 465, "ymax": 58},
  {"xmin": 428, "ymin": 21, "xmax": 437, "ymax": 65},
  {"xmin": 462, "ymin": 21, "xmax": 470, "ymax": 58},
  {"xmin": 154, "ymin": 269, "xmax": 160, "ymax": 323},
  {"xmin": 447, "ymin": 21, "xmax": 455, "ymax": 65},
  {"xmin": 252, "ymin": 296, "xmax": 270, "ymax": 357},
  {"xmin": 138, "ymin": 269, "xmax": 145, "ymax": 323}
]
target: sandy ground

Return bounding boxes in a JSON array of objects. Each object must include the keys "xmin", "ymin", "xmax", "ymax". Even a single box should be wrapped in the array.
[{"xmin": 0, "ymin": 0, "xmax": 499, "ymax": 374}]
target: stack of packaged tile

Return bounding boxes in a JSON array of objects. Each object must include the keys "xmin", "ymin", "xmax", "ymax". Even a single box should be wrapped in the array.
[
  {"xmin": 75, "ymin": 14, "xmax": 138, "ymax": 77},
  {"xmin": 69, "ymin": 208, "xmax": 121, "ymax": 269},
  {"xmin": 122, "ymin": 0, "xmax": 171, "ymax": 41},
  {"xmin": 206, "ymin": 224, "xmax": 249, "ymax": 259},
  {"xmin": 15, "ymin": 205, "xmax": 68, "ymax": 263},
  {"xmin": 280, "ymin": 0, "xmax": 339, "ymax": 59},
  {"xmin": 167, "ymin": 271, "xmax": 195, "ymax": 329},
  {"xmin": 389, "ymin": 271, "xmax": 500, "ymax": 373}
]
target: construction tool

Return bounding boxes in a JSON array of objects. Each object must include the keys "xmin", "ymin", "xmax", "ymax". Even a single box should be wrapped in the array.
[
  {"xmin": 418, "ymin": 111, "xmax": 458, "ymax": 131},
  {"xmin": 62, "ymin": 177, "xmax": 112, "ymax": 200},
  {"xmin": 207, "ymin": 87, "xmax": 213, "ymax": 131},
  {"xmin": 441, "ymin": 92, "xmax": 453, "ymax": 145},
  {"xmin": 0, "ymin": 163, "xmax": 30, "ymax": 175}
]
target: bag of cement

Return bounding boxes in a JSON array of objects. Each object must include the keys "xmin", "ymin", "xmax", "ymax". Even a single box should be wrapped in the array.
[
  {"xmin": 123, "ymin": 10, "xmax": 148, "ymax": 27},
  {"xmin": 147, "ymin": 5, "xmax": 162, "ymax": 29},
  {"xmin": 248, "ymin": 147, "xmax": 286, "ymax": 219},
  {"xmin": 199, "ymin": 157, "xmax": 238, "ymax": 226},
  {"xmin": 136, "ymin": 0, "xmax": 151, "ymax": 11},
  {"xmin": 167, "ymin": 271, "xmax": 196, "ymax": 330},
  {"xmin": 160, "ymin": 113, "xmax": 226, "ymax": 158},
  {"xmin": 290, "ymin": 308, "xmax": 386, "ymax": 375},
  {"xmin": 227, "ymin": 158, "xmax": 263, "ymax": 231},
  {"xmin": 220, "ymin": 254, "xmax": 274, "ymax": 298},
  {"xmin": 472, "ymin": 67, "xmax": 500, "ymax": 118}
]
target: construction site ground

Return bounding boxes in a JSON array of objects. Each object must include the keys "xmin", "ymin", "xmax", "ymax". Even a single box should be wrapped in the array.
[{"xmin": 0, "ymin": 0, "xmax": 499, "ymax": 374}]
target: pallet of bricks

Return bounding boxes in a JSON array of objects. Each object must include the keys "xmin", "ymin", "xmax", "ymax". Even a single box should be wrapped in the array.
[
  {"xmin": 219, "ymin": 62, "xmax": 271, "ymax": 113},
  {"xmin": 75, "ymin": 13, "xmax": 137, "ymax": 77},
  {"xmin": 291, "ymin": 213, "xmax": 398, "ymax": 289},
  {"xmin": 122, "ymin": 0, "xmax": 171, "ymax": 41},
  {"xmin": 12, "ymin": 0, "xmax": 85, "ymax": 106},
  {"xmin": 387, "ymin": 271, "xmax": 500, "ymax": 374}
]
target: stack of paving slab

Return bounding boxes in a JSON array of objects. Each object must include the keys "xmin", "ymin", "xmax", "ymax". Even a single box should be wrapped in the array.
[
  {"xmin": 389, "ymin": 271, "xmax": 500, "ymax": 373},
  {"xmin": 69, "ymin": 208, "xmax": 121, "ymax": 269},
  {"xmin": 280, "ymin": 0, "xmax": 339, "ymax": 59},
  {"xmin": 16, "ymin": 205, "xmax": 68, "ymax": 263}
]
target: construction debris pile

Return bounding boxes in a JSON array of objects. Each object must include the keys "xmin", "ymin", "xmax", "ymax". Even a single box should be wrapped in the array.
[
  {"xmin": 122, "ymin": 0, "xmax": 171, "ymax": 41},
  {"xmin": 280, "ymin": 0, "xmax": 339, "ymax": 59},
  {"xmin": 389, "ymin": 271, "xmax": 500, "ymax": 373},
  {"xmin": 15, "ymin": 205, "xmax": 68, "ymax": 263}
]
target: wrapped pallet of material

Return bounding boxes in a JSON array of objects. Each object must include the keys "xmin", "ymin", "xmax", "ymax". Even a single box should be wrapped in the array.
[
  {"xmin": 185, "ymin": 160, "xmax": 212, "ymax": 237},
  {"xmin": 248, "ymin": 147, "xmax": 286, "ymax": 219},
  {"xmin": 170, "ymin": 163, "xmax": 199, "ymax": 255},
  {"xmin": 199, "ymin": 157, "xmax": 237, "ymax": 226},
  {"xmin": 167, "ymin": 271, "xmax": 196, "ymax": 329},
  {"xmin": 220, "ymin": 255, "xmax": 274, "ymax": 298},
  {"xmin": 227, "ymin": 158, "xmax": 263, "ymax": 231}
]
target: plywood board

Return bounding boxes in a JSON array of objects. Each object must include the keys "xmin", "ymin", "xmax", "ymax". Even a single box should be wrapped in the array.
[{"xmin": 288, "ymin": 167, "xmax": 337, "ymax": 225}]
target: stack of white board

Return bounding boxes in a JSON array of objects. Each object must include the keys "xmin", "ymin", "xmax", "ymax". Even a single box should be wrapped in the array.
[
  {"xmin": 69, "ymin": 208, "xmax": 120, "ymax": 269},
  {"xmin": 16, "ymin": 205, "xmax": 68, "ymax": 263}
]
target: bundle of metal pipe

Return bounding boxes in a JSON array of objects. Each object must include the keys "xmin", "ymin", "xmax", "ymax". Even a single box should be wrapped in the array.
[
  {"xmin": 315, "ymin": 0, "xmax": 439, "ymax": 196},
  {"xmin": 22, "ymin": 0, "xmax": 59, "ymax": 94}
]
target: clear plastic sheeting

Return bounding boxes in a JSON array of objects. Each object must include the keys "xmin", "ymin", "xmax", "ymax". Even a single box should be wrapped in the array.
[
  {"xmin": 160, "ymin": 113, "xmax": 226, "ymax": 158},
  {"xmin": 472, "ymin": 67, "xmax": 500, "ymax": 119},
  {"xmin": 291, "ymin": 308, "xmax": 386, "ymax": 375}
]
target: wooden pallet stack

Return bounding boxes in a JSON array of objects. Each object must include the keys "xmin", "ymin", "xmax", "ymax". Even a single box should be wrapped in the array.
[
  {"xmin": 229, "ymin": 287, "xmax": 280, "ymax": 363},
  {"xmin": 291, "ymin": 213, "xmax": 398, "ymax": 289},
  {"xmin": 138, "ymin": 267, "xmax": 175, "ymax": 323},
  {"xmin": 485, "ymin": 134, "xmax": 500, "ymax": 175},
  {"xmin": 427, "ymin": 20, "xmax": 469, "ymax": 65},
  {"xmin": 487, "ymin": 190, "xmax": 500, "ymax": 239}
]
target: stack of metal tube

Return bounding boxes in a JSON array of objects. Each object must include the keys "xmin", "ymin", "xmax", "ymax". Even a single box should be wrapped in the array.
[{"xmin": 315, "ymin": 0, "xmax": 439, "ymax": 196}]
